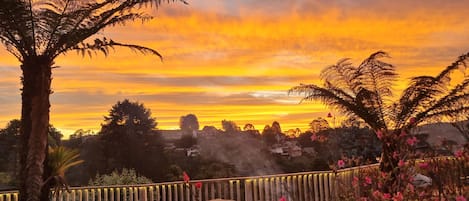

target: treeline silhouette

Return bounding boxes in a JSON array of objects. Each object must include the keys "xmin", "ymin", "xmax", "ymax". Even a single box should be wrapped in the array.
[{"xmin": 1, "ymin": 99, "xmax": 382, "ymax": 188}]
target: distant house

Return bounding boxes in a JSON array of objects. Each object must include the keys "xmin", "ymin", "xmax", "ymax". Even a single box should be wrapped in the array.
[
  {"xmin": 187, "ymin": 145, "xmax": 200, "ymax": 157},
  {"xmin": 269, "ymin": 141, "xmax": 302, "ymax": 157}
]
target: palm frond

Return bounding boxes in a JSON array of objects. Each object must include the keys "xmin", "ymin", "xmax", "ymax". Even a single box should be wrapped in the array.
[
  {"xmin": 1, "ymin": 0, "xmax": 186, "ymax": 60},
  {"xmin": 70, "ymin": 37, "xmax": 162, "ymax": 60},
  {"xmin": 395, "ymin": 52, "xmax": 469, "ymax": 128},
  {"xmin": 0, "ymin": 0, "xmax": 35, "ymax": 59},
  {"xmin": 289, "ymin": 83, "xmax": 383, "ymax": 129}
]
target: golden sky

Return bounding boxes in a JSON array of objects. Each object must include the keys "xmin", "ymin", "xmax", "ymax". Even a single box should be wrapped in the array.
[{"xmin": 0, "ymin": 0, "xmax": 469, "ymax": 137}]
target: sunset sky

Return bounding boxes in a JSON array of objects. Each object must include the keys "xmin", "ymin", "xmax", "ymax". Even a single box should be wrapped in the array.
[{"xmin": 0, "ymin": 0, "xmax": 469, "ymax": 138}]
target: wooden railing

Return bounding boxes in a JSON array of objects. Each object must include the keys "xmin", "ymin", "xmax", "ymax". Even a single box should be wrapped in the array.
[
  {"xmin": 2, "ymin": 158, "xmax": 465, "ymax": 201},
  {"xmin": 0, "ymin": 164, "xmax": 378, "ymax": 201}
]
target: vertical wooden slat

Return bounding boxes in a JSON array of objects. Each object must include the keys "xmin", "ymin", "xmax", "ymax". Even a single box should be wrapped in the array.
[
  {"xmin": 292, "ymin": 176, "xmax": 297, "ymax": 201},
  {"xmin": 162, "ymin": 186, "xmax": 166, "ymax": 201},
  {"xmin": 204, "ymin": 182, "xmax": 209, "ymax": 201},
  {"xmin": 129, "ymin": 188, "xmax": 133, "ymax": 201},
  {"xmin": 70, "ymin": 190, "xmax": 75, "ymax": 201},
  {"xmin": 110, "ymin": 189, "xmax": 114, "ymax": 201},
  {"xmin": 236, "ymin": 180, "xmax": 241, "ymax": 201},
  {"xmin": 217, "ymin": 182, "xmax": 222, "ymax": 199},
  {"xmin": 229, "ymin": 181, "xmax": 234, "ymax": 200},
  {"xmin": 78, "ymin": 190, "xmax": 83, "ymax": 201},
  {"xmin": 264, "ymin": 178, "xmax": 270, "ymax": 201},
  {"xmin": 270, "ymin": 178, "xmax": 276, "ymax": 201},
  {"xmin": 313, "ymin": 174, "xmax": 319, "ymax": 201},
  {"xmin": 186, "ymin": 184, "xmax": 190, "ymax": 201},
  {"xmin": 103, "ymin": 188, "xmax": 108, "ymax": 201},
  {"xmin": 116, "ymin": 188, "xmax": 120, "ymax": 201},
  {"xmin": 167, "ymin": 185, "xmax": 172, "ymax": 201},
  {"xmin": 66, "ymin": 190, "xmax": 71, "ymax": 201},
  {"xmin": 303, "ymin": 175, "xmax": 309, "ymax": 201},
  {"xmin": 224, "ymin": 182, "xmax": 229, "ymax": 199},
  {"xmin": 319, "ymin": 174, "xmax": 324, "ymax": 201},
  {"xmin": 324, "ymin": 174, "xmax": 329, "ymax": 201},
  {"xmin": 253, "ymin": 179, "xmax": 258, "ymax": 201},
  {"xmin": 173, "ymin": 184, "xmax": 178, "ymax": 201},
  {"xmin": 210, "ymin": 183, "xmax": 215, "ymax": 200},
  {"xmin": 244, "ymin": 180, "xmax": 252, "ymax": 201},
  {"xmin": 149, "ymin": 186, "xmax": 154, "ymax": 201},
  {"xmin": 259, "ymin": 179, "xmax": 265, "ymax": 201},
  {"xmin": 275, "ymin": 177, "xmax": 282, "ymax": 198},
  {"xmin": 134, "ymin": 187, "xmax": 139, "ymax": 201},
  {"xmin": 297, "ymin": 175, "xmax": 303, "ymax": 201},
  {"xmin": 190, "ymin": 185, "xmax": 195, "ymax": 201},
  {"xmin": 5, "ymin": 194, "xmax": 10, "ymax": 201},
  {"xmin": 83, "ymin": 190, "xmax": 88, "ymax": 201},
  {"xmin": 123, "ymin": 188, "xmax": 127, "ymax": 201},
  {"xmin": 140, "ymin": 187, "xmax": 148, "ymax": 201},
  {"xmin": 155, "ymin": 186, "xmax": 160, "ymax": 201}
]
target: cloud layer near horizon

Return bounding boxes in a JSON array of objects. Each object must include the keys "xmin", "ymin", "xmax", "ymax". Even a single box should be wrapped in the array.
[{"xmin": 1, "ymin": 0, "xmax": 468, "ymax": 137}]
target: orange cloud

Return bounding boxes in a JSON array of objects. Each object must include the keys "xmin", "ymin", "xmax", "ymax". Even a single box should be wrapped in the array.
[{"xmin": 1, "ymin": 1, "xmax": 468, "ymax": 138}]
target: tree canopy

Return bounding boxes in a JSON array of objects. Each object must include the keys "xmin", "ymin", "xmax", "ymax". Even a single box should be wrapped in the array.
[{"xmin": 101, "ymin": 99, "xmax": 156, "ymax": 136}]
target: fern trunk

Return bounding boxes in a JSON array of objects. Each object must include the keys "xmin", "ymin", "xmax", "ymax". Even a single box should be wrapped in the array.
[{"xmin": 19, "ymin": 56, "xmax": 52, "ymax": 201}]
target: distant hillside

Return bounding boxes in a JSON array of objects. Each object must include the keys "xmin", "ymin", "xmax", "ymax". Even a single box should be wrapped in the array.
[{"xmin": 415, "ymin": 121, "xmax": 468, "ymax": 147}]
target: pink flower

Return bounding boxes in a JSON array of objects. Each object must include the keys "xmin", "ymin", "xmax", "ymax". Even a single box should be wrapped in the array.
[
  {"xmin": 360, "ymin": 197, "xmax": 368, "ymax": 201},
  {"xmin": 455, "ymin": 149, "xmax": 464, "ymax": 157},
  {"xmin": 195, "ymin": 182, "xmax": 202, "ymax": 189},
  {"xmin": 393, "ymin": 151, "xmax": 399, "ymax": 159},
  {"xmin": 393, "ymin": 192, "xmax": 404, "ymax": 201},
  {"xmin": 352, "ymin": 176, "xmax": 359, "ymax": 187},
  {"xmin": 376, "ymin": 130, "xmax": 383, "ymax": 139},
  {"xmin": 279, "ymin": 196, "xmax": 286, "ymax": 201},
  {"xmin": 408, "ymin": 175, "xmax": 414, "ymax": 182},
  {"xmin": 406, "ymin": 183, "xmax": 414, "ymax": 193},
  {"xmin": 456, "ymin": 195, "xmax": 467, "ymax": 201},
  {"xmin": 310, "ymin": 134, "xmax": 317, "ymax": 142},
  {"xmin": 406, "ymin": 136, "xmax": 418, "ymax": 146},
  {"xmin": 409, "ymin": 117, "xmax": 416, "ymax": 125},
  {"xmin": 399, "ymin": 130, "xmax": 407, "ymax": 138},
  {"xmin": 183, "ymin": 171, "xmax": 190, "ymax": 183},
  {"xmin": 364, "ymin": 176, "xmax": 372, "ymax": 185},
  {"xmin": 418, "ymin": 192, "xmax": 425, "ymax": 197},
  {"xmin": 378, "ymin": 182, "xmax": 382, "ymax": 189},
  {"xmin": 418, "ymin": 162, "xmax": 429, "ymax": 169},
  {"xmin": 398, "ymin": 160, "xmax": 405, "ymax": 167},
  {"xmin": 383, "ymin": 193, "xmax": 391, "ymax": 199},
  {"xmin": 372, "ymin": 190, "xmax": 382, "ymax": 198},
  {"xmin": 381, "ymin": 172, "xmax": 387, "ymax": 178},
  {"xmin": 337, "ymin": 160, "xmax": 345, "ymax": 168}
]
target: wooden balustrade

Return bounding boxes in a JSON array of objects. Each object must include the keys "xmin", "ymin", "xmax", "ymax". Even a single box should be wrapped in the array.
[{"xmin": 1, "ymin": 157, "xmax": 465, "ymax": 201}]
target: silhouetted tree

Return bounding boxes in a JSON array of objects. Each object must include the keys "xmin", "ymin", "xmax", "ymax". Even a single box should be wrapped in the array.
[
  {"xmin": 179, "ymin": 114, "xmax": 199, "ymax": 133},
  {"xmin": 99, "ymin": 100, "xmax": 168, "ymax": 181},
  {"xmin": 261, "ymin": 125, "xmax": 277, "ymax": 145},
  {"xmin": 177, "ymin": 133, "xmax": 197, "ymax": 148},
  {"xmin": 243, "ymin": 123, "xmax": 255, "ymax": 131},
  {"xmin": 243, "ymin": 123, "xmax": 260, "ymax": 136},
  {"xmin": 0, "ymin": 120, "xmax": 63, "ymax": 186},
  {"xmin": 309, "ymin": 117, "xmax": 330, "ymax": 133},
  {"xmin": 0, "ymin": 1, "xmax": 186, "ymax": 200},
  {"xmin": 221, "ymin": 120, "xmax": 240, "ymax": 133},
  {"xmin": 101, "ymin": 99, "xmax": 156, "ymax": 137},
  {"xmin": 290, "ymin": 51, "xmax": 469, "ymax": 193}
]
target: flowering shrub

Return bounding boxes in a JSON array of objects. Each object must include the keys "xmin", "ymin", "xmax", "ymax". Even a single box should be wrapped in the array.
[{"xmin": 334, "ymin": 141, "xmax": 469, "ymax": 200}]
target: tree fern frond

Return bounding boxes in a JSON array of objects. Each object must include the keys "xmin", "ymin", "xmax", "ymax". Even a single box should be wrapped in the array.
[
  {"xmin": 395, "ymin": 52, "xmax": 469, "ymax": 128},
  {"xmin": 289, "ymin": 83, "xmax": 383, "ymax": 129},
  {"xmin": 70, "ymin": 38, "xmax": 162, "ymax": 60}
]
